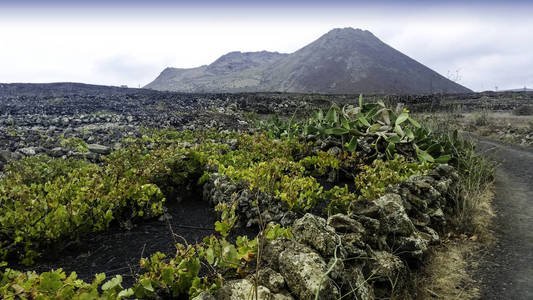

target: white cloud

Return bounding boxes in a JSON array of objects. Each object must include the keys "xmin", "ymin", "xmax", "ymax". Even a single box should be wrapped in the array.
[{"xmin": 0, "ymin": 3, "xmax": 532, "ymax": 91}]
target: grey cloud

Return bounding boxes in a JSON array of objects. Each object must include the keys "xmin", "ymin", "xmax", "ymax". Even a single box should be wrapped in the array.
[{"xmin": 92, "ymin": 55, "xmax": 163, "ymax": 87}]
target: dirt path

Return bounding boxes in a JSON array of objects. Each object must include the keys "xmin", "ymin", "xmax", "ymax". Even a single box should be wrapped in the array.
[{"xmin": 472, "ymin": 136, "xmax": 533, "ymax": 299}]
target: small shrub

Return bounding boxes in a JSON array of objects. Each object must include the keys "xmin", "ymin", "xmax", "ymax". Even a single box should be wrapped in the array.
[
  {"xmin": 324, "ymin": 185, "xmax": 357, "ymax": 216},
  {"xmin": 0, "ymin": 156, "xmax": 165, "ymax": 264},
  {"xmin": 513, "ymin": 105, "xmax": 533, "ymax": 116},
  {"xmin": 472, "ymin": 110, "xmax": 489, "ymax": 126},
  {"xmin": 260, "ymin": 96, "xmax": 452, "ymax": 163},
  {"xmin": 0, "ymin": 268, "xmax": 132, "ymax": 299},
  {"xmin": 430, "ymin": 128, "xmax": 495, "ymax": 230},
  {"xmin": 300, "ymin": 151, "xmax": 340, "ymax": 176},
  {"xmin": 355, "ymin": 155, "xmax": 435, "ymax": 202}
]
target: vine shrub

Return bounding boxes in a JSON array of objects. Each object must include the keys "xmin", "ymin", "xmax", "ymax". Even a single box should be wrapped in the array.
[
  {"xmin": 0, "ymin": 223, "xmax": 292, "ymax": 299},
  {"xmin": 0, "ymin": 156, "xmax": 164, "ymax": 265},
  {"xmin": 0, "ymin": 267, "xmax": 133, "ymax": 300},
  {"xmin": 324, "ymin": 155, "xmax": 434, "ymax": 215},
  {"xmin": 354, "ymin": 155, "xmax": 435, "ymax": 202}
]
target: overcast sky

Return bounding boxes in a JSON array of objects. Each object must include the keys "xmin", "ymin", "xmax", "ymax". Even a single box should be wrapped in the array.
[{"xmin": 0, "ymin": 0, "xmax": 532, "ymax": 91}]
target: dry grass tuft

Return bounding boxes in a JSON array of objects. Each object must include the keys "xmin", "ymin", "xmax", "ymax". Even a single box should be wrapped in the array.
[
  {"xmin": 468, "ymin": 187, "xmax": 496, "ymax": 242},
  {"xmin": 405, "ymin": 187, "xmax": 495, "ymax": 300},
  {"xmin": 413, "ymin": 240, "xmax": 480, "ymax": 300}
]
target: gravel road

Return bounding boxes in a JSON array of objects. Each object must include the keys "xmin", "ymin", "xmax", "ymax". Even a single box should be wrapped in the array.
[{"xmin": 473, "ymin": 137, "xmax": 533, "ymax": 299}]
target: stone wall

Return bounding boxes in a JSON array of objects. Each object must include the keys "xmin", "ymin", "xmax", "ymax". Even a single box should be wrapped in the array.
[{"xmin": 200, "ymin": 164, "xmax": 459, "ymax": 299}]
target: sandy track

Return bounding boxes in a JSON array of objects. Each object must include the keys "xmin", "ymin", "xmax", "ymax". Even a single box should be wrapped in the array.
[{"xmin": 472, "ymin": 137, "xmax": 533, "ymax": 299}]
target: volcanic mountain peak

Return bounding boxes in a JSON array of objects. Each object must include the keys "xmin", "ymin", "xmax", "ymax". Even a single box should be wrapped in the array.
[
  {"xmin": 320, "ymin": 27, "xmax": 375, "ymax": 40},
  {"xmin": 146, "ymin": 28, "xmax": 471, "ymax": 94}
]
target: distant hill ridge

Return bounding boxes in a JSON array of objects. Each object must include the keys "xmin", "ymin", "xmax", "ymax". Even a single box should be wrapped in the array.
[
  {"xmin": 499, "ymin": 88, "xmax": 533, "ymax": 92},
  {"xmin": 146, "ymin": 28, "xmax": 471, "ymax": 94},
  {"xmin": 0, "ymin": 82, "xmax": 140, "ymax": 97}
]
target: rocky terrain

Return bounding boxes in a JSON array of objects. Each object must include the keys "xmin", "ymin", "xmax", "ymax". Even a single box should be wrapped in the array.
[
  {"xmin": 1, "ymin": 83, "xmax": 530, "ymax": 174},
  {"xmin": 0, "ymin": 82, "xmax": 515, "ymax": 298},
  {"xmin": 201, "ymin": 164, "xmax": 460, "ymax": 299},
  {"xmin": 477, "ymin": 123, "xmax": 533, "ymax": 147},
  {"xmin": 146, "ymin": 28, "xmax": 471, "ymax": 94}
]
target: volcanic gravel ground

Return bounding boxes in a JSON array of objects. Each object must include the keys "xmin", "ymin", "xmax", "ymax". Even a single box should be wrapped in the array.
[
  {"xmin": 472, "ymin": 136, "xmax": 533, "ymax": 299},
  {"xmin": 14, "ymin": 197, "xmax": 256, "ymax": 287}
]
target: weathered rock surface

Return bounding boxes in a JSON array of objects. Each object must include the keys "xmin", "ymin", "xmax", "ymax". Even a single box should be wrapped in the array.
[
  {"xmin": 292, "ymin": 213, "xmax": 342, "ymax": 258},
  {"xmin": 198, "ymin": 163, "xmax": 460, "ymax": 299},
  {"xmin": 256, "ymin": 267, "xmax": 286, "ymax": 293},
  {"xmin": 191, "ymin": 291, "xmax": 216, "ymax": 300},
  {"xmin": 215, "ymin": 278, "xmax": 292, "ymax": 300},
  {"xmin": 276, "ymin": 240, "xmax": 340, "ymax": 299},
  {"xmin": 203, "ymin": 173, "xmax": 297, "ymax": 228},
  {"xmin": 87, "ymin": 143, "xmax": 111, "ymax": 155}
]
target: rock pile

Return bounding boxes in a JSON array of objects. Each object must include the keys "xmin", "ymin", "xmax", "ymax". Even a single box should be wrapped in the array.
[
  {"xmin": 496, "ymin": 127, "xmax": 533, "ymax": 146},
  {"xmin": 201, "ymin": 164, "xmax": 459, "ymax": 299},
  {"xmin": 2, "ymin": 85, "xmax": 531, "ymax": 171},
  {"xmin": 0, "ymin": 90, "xmax": 329, "ymax": 169}
]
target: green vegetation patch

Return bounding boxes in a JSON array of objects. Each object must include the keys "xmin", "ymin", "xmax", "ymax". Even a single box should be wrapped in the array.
[
  {"xmin": 0, "ymin": 156, "xmax": 164, "ymax": 265},
  {"xmin": 1, "ymin": 98, "xmax": 480, "ymax": 299}
]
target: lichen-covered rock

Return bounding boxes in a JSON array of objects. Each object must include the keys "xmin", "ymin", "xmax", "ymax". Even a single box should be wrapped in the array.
[
  {"xmin": 262, "ymin": 238, "xmax": 294, "ymax": 268},
  {"xmin": 368, "ymin": 251, "xmax": 405, "ymax": 281},
  {"xmin": 411, "ymin": 176, "xmax": 442, "ymax": 203},
  {"xmin": 19, "ymin": 146, "xmax": 38, "ymax": 156},
  {"xmin": 391, "ymin": 175, "xmax": 449, "ymax": 231},
  {"xmin": 340, "ymin": 233, "xmax": 367, "ymax": 257},
  {"xmin": 256, "ymin": 267, "xmax": 286, "ymax": 293},
  {"xmin": 389, "ymin": 231, "xmax": 430, "ymax": 259},
  {"xmin": 278, "ymin": 242, "xmax": 340, "ymax": 299},
  {"xmin": 376, "ymin": 194, "xmax": 416, "ymax": 236},
  {"xmin": 215, "ymin": 279, "xmax": 273, "ymax": 300},
  {"xmin": 203, "ymin": 174, "xmax": 297, "ymax": 228},
  {"xmin": 432, "ymin": 164, "xmax": 459, "ymax": 181},
  {"xmin": 0, "ymin": 150, "xmax": 12, "ymax": 162},
  {"xmin": 271, "ymin": 294, "xmax": 294, "ymax": 300},
  {"xmin": 428, "ymin": 207, "xmax": 445, "ymax": 226},
  {"xmin": 339, "ymin": 266, "xmax": 375, "ymax": 300},
  {"xmin": 191, "ymin": 291, "xmax": 216, "ymax": 300},
  {"xmin": 263, "ymin": 238, "xmax": 341, "ymax": 299},
  {"xmin": 351, "ymin": 194, "xmax": 415, "ymax": 237},
  {"xmin": 327, "ymin": 214, "xmax": 365, "ymax": 234},
  {"xmin": 48, "ymin": 147, "xmax": 66, "ymax": 157},
  {"xmin": 326, "ymin": 256, "xmax": 345, "ymax": 281},
  {"xmin": 292, "ymin": 213, "xmax": 342, "ymax": 258},
  {"xmin": 87, "ymin": 143, "xmax": 111, "ymax": 154},
  {"xmin": 434, "ymin": 177, "xmax": 454, "ymax": 194},
  {"xmin": 419, "ymin": 226, "xmax": 440, "ymax": 244},
  {"xmin": 349, "ymin": 215, "xmax": 382, "ymax": 249},
  {"xmin": 349, "ymin": 199, "xmax": 381, "ymax": 219},
  {"xmin": 367, "ymin": 251, "xmax": 408, "ymax": 298}
]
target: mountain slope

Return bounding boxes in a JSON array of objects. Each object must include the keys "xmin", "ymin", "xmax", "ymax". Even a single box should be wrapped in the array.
[
  {"xmin": 146, "ymin": 28, "xmax": 471, "ymax": 94},
  {"xmin": 145, "ymin": 51, "xmax": 288, "ymax": 92}
]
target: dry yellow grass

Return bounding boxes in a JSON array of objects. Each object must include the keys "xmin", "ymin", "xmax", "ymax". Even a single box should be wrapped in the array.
[{"xmin": 404, "ymin": 186, "xmax": 495, "ymax": 300}]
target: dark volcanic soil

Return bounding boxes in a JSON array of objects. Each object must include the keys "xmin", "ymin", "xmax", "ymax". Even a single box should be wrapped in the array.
[
  {"xmin": 472, "ymin": 136, "xmax": 533, "ymax": 299},
  {"xmin": 13, "ymin": 197, "xmax": 256, "ymax": 287}
]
